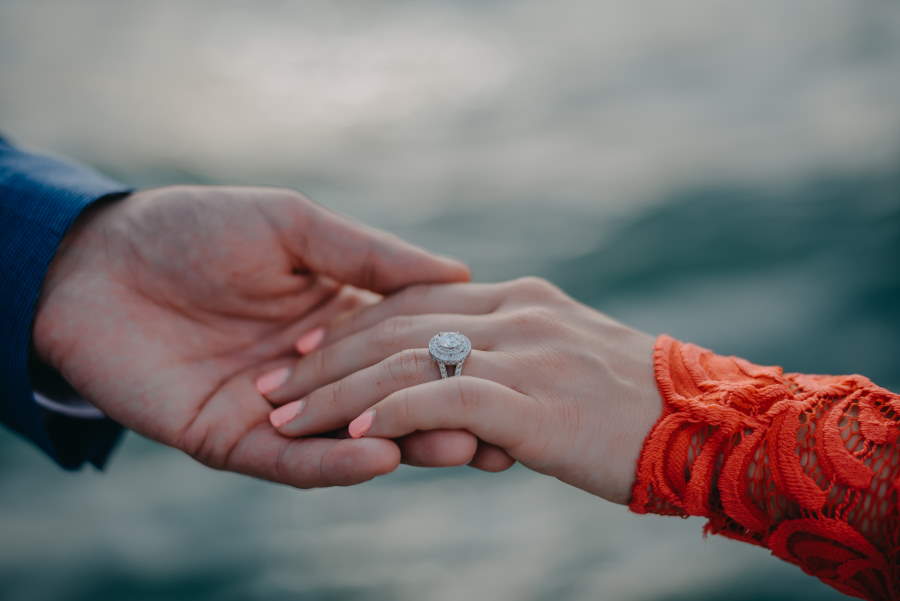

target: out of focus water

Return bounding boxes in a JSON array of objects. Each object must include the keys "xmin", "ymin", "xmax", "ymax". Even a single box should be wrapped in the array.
[{"xmin": 2, "ymin": 1, "xmax": 899, "ymax": 600}]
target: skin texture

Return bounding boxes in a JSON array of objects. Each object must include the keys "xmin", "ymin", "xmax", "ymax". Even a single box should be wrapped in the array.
[
  {"xmin": 264, "ymin": 278, "xmax": 663, "ymax": 504},
  {"xmin": 33, "ymin": 185, "xmax": 486, "ymax": 487}
]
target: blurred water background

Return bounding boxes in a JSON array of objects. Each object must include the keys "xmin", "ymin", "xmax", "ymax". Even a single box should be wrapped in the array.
[{"xmin": 2, "ymin": 1, "xmax": 899, "ymax": 600}]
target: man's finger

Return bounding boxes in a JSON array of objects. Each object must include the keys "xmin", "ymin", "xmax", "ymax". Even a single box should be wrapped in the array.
[
  {"xmin": 398, "ymin": 430, "xmax": 479, "ymax": 467},
  {"xmin": 469, "ymin": 442, "xmax": 517, "ymax": 472},
  {"xmin": 270, "ymin": 193, "xmax": 470, "ymax": 293},
  {"xmin": 223, "ymin": 422, "xmax": 401, "ymax": 488}
]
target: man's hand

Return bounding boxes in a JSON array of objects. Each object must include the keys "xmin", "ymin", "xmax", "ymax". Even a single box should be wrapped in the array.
[{"xmin": 32, "ymin": 185, "xmax": 475, "ymax": 486}]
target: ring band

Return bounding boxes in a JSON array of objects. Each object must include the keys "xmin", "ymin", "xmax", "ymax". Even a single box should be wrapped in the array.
[{"xmin": 428, "ymin": 332, "xmax": 472, "ymax": 379}]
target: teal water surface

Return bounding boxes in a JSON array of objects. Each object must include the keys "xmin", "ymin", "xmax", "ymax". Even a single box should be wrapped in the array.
[{"xmin": 1, "ymin": 1, "xmax": 899, "ymax": 600}]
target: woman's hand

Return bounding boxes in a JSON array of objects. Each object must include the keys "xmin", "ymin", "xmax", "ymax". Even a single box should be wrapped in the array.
[{"xmin": 261, "ymin": 278, "xmax": 662, "ymax": 504}]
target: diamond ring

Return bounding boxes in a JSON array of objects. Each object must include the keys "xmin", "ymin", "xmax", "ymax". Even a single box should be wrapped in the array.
[{"xmin": 428, "ymin": 332, "xmax": 472, "ymax": 378}]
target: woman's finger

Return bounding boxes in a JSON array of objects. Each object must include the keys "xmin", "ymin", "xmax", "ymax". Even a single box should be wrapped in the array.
[
  {"xmin": 255, "ymin": 352, "xmax": 484, "ymax": 469},
  {"xmin": 348, "ymin": 376, "xmax": 539, "ymax": 455},
  {"xmin": 268, "ymin": 349, "xmax": 516, "ymax": 437},
  {"xmin": 322, "ymin": 282, "xmax": 506, "ymax": 345},
  {"xmin": 263, "ymin": 313, "xmax": 503, "ymax": 404}
]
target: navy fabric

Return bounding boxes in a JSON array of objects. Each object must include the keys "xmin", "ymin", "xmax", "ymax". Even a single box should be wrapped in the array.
[{"xmin": 0, "ymin": 136, "xmax": 130, "ymax": 469}]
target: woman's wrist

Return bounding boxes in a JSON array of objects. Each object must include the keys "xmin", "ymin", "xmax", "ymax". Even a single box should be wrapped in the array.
[{"xmin": 578, "ymin": 328, "xmax": 662, "ymax": 505}]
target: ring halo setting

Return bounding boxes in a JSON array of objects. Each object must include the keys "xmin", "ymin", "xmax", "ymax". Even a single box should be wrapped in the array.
[{"xmin": 428, "ymin": 332, "xmax": 472, "ymax": 377}]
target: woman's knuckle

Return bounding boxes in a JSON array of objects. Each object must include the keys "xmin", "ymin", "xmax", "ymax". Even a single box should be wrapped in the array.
[
  {"xmin": 399, "ymin": 283, "xmax": 433, "ymax": 304},
  {"xmin": 374, "ymin": 316, "xmax": 408, "ymax": 347},
  {"xmin": 454, "ymin": 378, "xmax": 481, "ymax": 414},
  {"xmin": 387, "ymin": 314, "xmax": 413, "ymax": 331},
  {"xmin": 313, "ymin": 347, "xmax": 330, "ymax": 374},
  {"xmin": 267, "ymin": 188, "xmax": 312, "ymax": 215},
  {"xmin": 510, "ymin": 276, "xmax": 558, "ymax": 298},
  {"xmin": 387, "ymin": 388, "xmax": 414, "ymax": 425},
  {"xmin": 506, "ymin": 307, "xmax": 557, "ymax": 332},
  {"xmin": 539, "ymin": 348, "xmax": 569, "ymax": 372},
  {"xmin": 390, "ymin": 349, "xmax": 426, "ymax": 383},
  {"xmin": 326, "ymin": 379, "xmax": 343, "ymax": 407}
]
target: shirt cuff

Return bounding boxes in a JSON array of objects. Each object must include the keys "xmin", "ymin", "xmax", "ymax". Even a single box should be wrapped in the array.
[{"xmin": 33, "ymin": 391, "xmax": 105, "ymax": 420}]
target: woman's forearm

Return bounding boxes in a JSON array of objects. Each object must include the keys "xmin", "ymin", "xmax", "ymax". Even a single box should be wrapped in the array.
[
  {"xmin": 260, "ymin": 279, "xmax": 899, "ymax": 599},
  {"xmin": 631, "ymin": 335, "xmax": 900, "ymax": 601}
]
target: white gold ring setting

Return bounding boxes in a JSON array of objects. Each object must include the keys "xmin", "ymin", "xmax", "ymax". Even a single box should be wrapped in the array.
[{"xmin": 428, "ymin": 332, "xmax": 472, "ymax": 379}]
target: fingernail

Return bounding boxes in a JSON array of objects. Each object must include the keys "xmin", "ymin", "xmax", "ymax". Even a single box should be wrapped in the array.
[
  {"xmin": 256, "ymin": 367, "xmax": 290, "ymax": 395},
  {"xmin": 349, "ymin": 410, "xmax": 375, "ymax": 439},
  {"xmin": 295, "ymin": 327, "xmax": 326, "ymax": 355},
  {"xmin": 269, "ymin": 400, "xmax": 305, "ymax": 429}
]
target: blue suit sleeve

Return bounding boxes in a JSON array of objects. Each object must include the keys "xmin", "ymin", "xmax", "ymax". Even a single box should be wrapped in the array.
[{"xmin": 0, "ymin": 136, "xmax": 132, "ymax": 469}]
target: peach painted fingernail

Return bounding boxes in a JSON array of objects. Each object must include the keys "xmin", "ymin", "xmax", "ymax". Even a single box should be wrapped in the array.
[
  {"xmin": 269, "ymin": 400, "xmax": 305, "ymax": 428},
  {"xmin": 348, "ymin": 410, "xmax": 375, "ymax": 438},
  {"xmin": 295, "ymin": 327, "xmax": 326, "ymax": 355},
  {"xmin": 256, "ymin": 367, "xmax": 290, "ymax": 394}
]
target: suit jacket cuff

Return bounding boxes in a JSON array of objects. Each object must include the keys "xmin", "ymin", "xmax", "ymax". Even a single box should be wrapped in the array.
[{"xmin": 0, "ymin": 137, "xmax": 130, "ymax": 469}]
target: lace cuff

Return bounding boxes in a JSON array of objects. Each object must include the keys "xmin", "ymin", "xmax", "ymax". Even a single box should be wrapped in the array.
[{"xmin": 630, "ymin": 335, "xmax": 900, "ymax": 601}]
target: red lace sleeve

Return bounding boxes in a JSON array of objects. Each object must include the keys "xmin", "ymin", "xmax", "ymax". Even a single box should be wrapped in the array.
[{"xmin": 630, "ymin": 335, "xmax": 900, "ymax": 601}]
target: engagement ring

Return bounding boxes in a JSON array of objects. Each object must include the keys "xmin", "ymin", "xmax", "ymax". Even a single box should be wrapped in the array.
[{"xmin": 428, "ymin": 332, "xmax": 472, "ymax": 379}]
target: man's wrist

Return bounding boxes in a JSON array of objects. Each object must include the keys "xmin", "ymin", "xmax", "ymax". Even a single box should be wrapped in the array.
[
  {"xmin": 32, "ymin": 191, "xmax": 130, "ymax": 366},
  {"xmin": 30, "ymin": 351, "xmax": 105, "ymax": 418}
]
